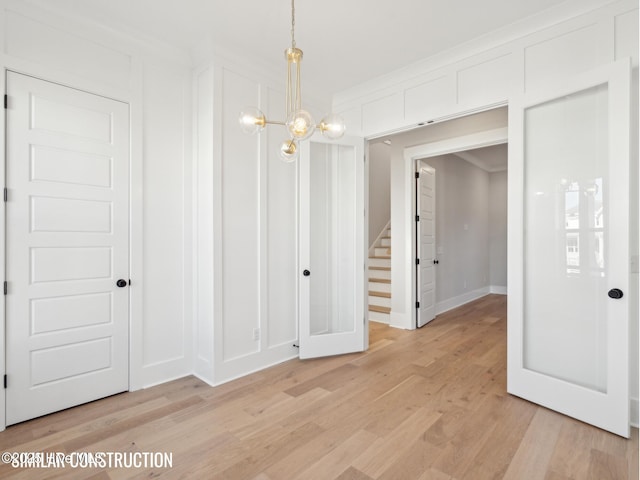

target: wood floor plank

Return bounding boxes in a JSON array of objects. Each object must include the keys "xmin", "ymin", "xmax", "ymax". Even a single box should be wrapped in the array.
[
  {"xmin": 293, "ymin": 429, "xmax": 378, "ymax": 480},
  {"xmin": 0, "ymin": 294, "xmax": 636, "ymax": 480},
  {"xmin": 352, "ymin": 406, "xmax": 441, "ymax": 477},
  {"xmin": 334, "ymin": 466, "xmax": 375, "ymax": 480},
  {"xmin": 417, "ymin": 468, "xmax": 454, "ymax": 480},
  {"xmin": 502, "ymin": 408, "xmax": 565, "ymax": 480},
  {"xmin": 586, "ymin": 449, "xmax": 628, "ymax": 480}
]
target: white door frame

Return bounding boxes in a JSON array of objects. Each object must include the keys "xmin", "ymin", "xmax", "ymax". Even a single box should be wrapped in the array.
[
  {"xmin": 398, "ymin": 125, "xmax": 509, "ymax": 330},
  {"xmin": 0, "ymin": 63, "xmax": 142, "ymax": 431}
]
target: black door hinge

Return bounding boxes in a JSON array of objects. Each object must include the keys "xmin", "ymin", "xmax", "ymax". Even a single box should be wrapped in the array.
[
  {"xmin": 415, "ymin": 301, "xmax": 420, "ymax": 308},
  {"xmin": 415, "ymin": 215, "xmax": 419, "ymax": 222},
  {"xmin": 3, "ymin": 281, "xmax": 6, "ymax": 295},
  {"xmin": 415, "ymin": 258, "xmax": 420, "ymax": 265},
  {"xmin": 3, "ymin": 188, "xmax": 7, "ymax": 202},
  {"xmin": 415, "ymin": 172, "xmax": 420, "ymax": 179},
  {"xmin": 3, "ymin": 95, "xmax": 7, "ymax": 109},
  {"xmin": 3, "ymin": 375, "xmax": 7, "ymax": 389}
]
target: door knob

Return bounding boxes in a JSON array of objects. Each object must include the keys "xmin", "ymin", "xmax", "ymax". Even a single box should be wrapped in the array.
[
  {"xmin": 433, "ymin": 259, "xmax": 439, "ymax": 265},
  {"xmin": 608, "ymin": 288, "xmax": 623, "ymax": 299},
  {"xmin": 303, "ymin": 270, "xmax": 311, "ymax": 277},
  {"xmin": 116, "ymin": 279, "xmax": 128, "ymax": 288}
]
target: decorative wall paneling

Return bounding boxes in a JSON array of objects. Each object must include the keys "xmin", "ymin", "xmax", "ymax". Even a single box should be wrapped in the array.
[
  {"xmin": 193, "ymin": 52, "xmax": 331, "ymax": 385},
  {"xmin": 335, "ymin": 0, "xmax": 637, "ymax": 139},
  {"xmin": 0, "ymin": 0, "xmax": 193, "ymax": 429}
]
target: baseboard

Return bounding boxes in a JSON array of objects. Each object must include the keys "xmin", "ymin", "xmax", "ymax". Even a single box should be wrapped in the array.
[
  {"xmin": 370, "ymin": 318, "xmax": 390, "ymax": 325},
  {"xmin": 435, "ymin": 287, "xmax": 491, "ymax": 315},
  {"xmin": 212, "ymin": 353, "xmax": 299, "ymax": 387},
  {"xmin": 631, "ymin": 397, "xmax": 639, "ymax": 428},
  {"xmin": 490, "ymin": 285, "xmax": 507, "ymax": 295},
  {"xmin": 192, "ymin": 371, "xmax": 216, "ymax": 387}
]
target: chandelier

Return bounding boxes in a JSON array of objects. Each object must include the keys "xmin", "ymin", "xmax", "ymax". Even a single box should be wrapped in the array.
[{"xmin": 238, "ymin": 0, "xmax": 346, "ymax": 162}]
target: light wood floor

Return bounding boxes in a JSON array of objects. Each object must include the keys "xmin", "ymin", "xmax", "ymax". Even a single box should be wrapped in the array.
[{"xmin": 0, "ymin": 294, "xmax": 637, "ymax": 479}]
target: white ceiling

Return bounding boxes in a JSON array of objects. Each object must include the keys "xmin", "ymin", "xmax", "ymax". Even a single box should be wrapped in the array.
[
  {"xmin": 28, "ymin": 0, "xmax": 571, "ymax": 96},
  {"xmin": 454, "ymin": 145, "xmax": 508, "ymax": 173}
]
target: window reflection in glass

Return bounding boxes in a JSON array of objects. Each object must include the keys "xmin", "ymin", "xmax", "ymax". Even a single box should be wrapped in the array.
[{"xmin": 563, "ymin": 178, "xmax": 604, "ymax": 276}]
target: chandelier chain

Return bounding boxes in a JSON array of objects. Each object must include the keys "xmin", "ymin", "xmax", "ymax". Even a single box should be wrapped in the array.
[{"xmin": 290, "ymin": 0, "xmax": 296, "ymax": 48}]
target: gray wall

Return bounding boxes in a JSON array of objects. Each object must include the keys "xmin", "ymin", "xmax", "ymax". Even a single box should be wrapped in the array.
[
  {"xmin": 368, "ymin": 142, "xmax": 391, "ymax": 245},
  {"xmin": 418, "ymin": 152, "xmax": 507, "ymax": 307},
  {"xmin": 422, "ymin": 155, "xmax": 491, "ymax": 304},
  {"xmin": 489, "ymin": 171, "xmax": 508, "ymax": 289}
]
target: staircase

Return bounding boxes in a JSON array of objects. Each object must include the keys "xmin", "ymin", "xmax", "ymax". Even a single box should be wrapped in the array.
[{"xmin": 368, "ymin": 224, "xmax": 391, "ymax": 324}]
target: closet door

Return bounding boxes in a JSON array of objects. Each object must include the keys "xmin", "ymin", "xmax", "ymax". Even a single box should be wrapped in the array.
[{"xmin": 5, "ymin": 72, "xmax": 130, "ymax": 425}]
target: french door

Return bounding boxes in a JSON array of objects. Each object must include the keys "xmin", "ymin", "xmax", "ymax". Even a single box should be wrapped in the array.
[
  {"xmin": 507, "ymin": 60, "xmax": 631, "ymax": 437},
  {"xmin": 298, "ymin": 135, "xmax": 367, "ymax": 359}
]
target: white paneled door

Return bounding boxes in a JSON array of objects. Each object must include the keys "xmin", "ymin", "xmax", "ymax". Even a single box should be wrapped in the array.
[
  {"xmin": 507, "ymin": 60, "xmax": 631, "ymax": 437},
  {"xmin": 416, "ymin": 163, "xmax": 436, "ymax": 328},
  {"xmin": 298, "ymin": 136, "xmax": 366, "ymax": 359},
  {"xmin": 5, "ymin": 72, "xmax": 130, "ymax": 425}
]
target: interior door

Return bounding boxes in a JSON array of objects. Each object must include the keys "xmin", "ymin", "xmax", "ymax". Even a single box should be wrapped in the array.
[
  {"xmin": 416, "ymin": 163, "xmax": 436, "ymax": 328},
  {"xmin": 5, "ymin": 72, "xmax": 130, "ymax": 425},
  {"xmin": 507, "ymin": 60, "xmax": 631, "ymax": 437},
  {"xmin": 298, "ymin": 135, "xmax": 366, "ymax": 359}
]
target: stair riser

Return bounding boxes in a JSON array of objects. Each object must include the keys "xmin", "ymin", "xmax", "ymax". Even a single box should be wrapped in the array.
[
  {"xmin": 368, "ymin": 268, "xmax": 391, "ymax": 280},
  {"xmin": 369, "ymin": 295, "xmax": 391, "ymax": 308},
  {"xmin": 374, "ymin": 247, "xmax": 391, "ymax": 256},
  {"xmin": 368, "ymin": 281, "xmax": 391, "ymax": 293},
  {"xmin": 369, "ymin": 310, "xmax": 390, "ymax": 324},
  {"xmin": 369, "ymin": 258, "xmax": 391, "ymax": 268},
  {"xmin": 380, "ymin": 238, "xmax": 391, "ymax": 247}
]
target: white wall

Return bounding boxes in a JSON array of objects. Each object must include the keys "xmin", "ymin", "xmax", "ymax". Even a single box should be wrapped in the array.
[
  {"xmin": 489, "ymin": 171, "xmax": 508, "ymax": 291},
  {"xmin": 0, "ymin": 0, "xmax": 194, "ymax": 426},
  {"xmin": 193, "ymin": 51, "xmax": 331, "ymax": 385},
  {"xmin": 368, "ymin": 142, "xmax": 391, "ymax": 245}
]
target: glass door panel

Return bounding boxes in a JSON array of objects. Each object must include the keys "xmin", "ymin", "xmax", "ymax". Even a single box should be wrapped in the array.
[
  {"xmin": 309, "ymin": 142, "xmax": 357, "ymax": 336},
  {"xmin": 523, "ymin": 84, "xmax": 609, "ymax": 392}
]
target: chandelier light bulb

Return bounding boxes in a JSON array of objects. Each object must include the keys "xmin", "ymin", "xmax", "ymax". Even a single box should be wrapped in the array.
[
  {"xmin": 319, "ymin": 113, "xmax": 346, "ymax": 140},
  {"xmin": 286, "ymin": 110, "xmax": 316, "ymax": 141},
  {"xmin": 238, "ymin": 107, "xmax": 266, "ymax": 135},
  {"xmin": 280, "ymin": 138, "xmax": 299, "ymax": 163}
]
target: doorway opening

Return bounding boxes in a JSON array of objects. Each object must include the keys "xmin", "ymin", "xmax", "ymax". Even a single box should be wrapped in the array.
[
  {"xmin": 366, "ymin": 106, "xmax": 508, "ymax": 331},
  {"xmin": 414, "ymin": 142, "xmax": 508, "ymax": 328}
]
